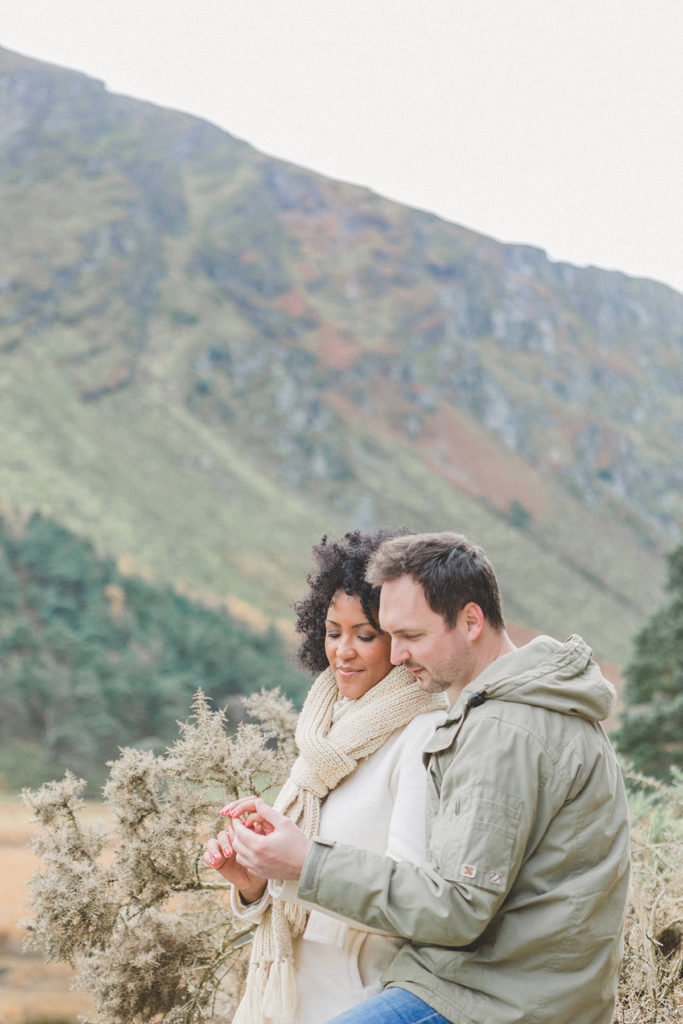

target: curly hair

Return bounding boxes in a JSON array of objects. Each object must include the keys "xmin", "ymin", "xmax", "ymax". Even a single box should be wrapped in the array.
[{"xmin": 295, "ymin": 527, "xmax": 413, "ymax": 674}]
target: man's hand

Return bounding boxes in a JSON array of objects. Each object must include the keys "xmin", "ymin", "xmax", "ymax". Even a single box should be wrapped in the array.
[{"xmin": 226, "ymin": 798, "xmax": 312, "ymax": 881}]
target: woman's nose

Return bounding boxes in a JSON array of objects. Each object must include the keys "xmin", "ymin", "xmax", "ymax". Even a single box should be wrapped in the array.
[{"xmin": 336, "ymin": 634, "xmax": 356, "ymax": 659}]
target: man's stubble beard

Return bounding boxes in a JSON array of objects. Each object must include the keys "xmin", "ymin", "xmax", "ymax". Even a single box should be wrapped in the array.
[{"xmin": 414, "ymin": 672, "xmax": 452, "ymax": 695}]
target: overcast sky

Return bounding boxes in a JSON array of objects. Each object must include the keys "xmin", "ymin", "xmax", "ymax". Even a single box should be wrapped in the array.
[{"xmin": 3, "ymin": 0, "xmax": 682, "ymax": 293}]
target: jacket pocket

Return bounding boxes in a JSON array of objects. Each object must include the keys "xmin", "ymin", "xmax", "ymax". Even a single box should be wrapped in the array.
[{"xmin": 430, "ymin": 784, "xmax": 524, "ymax": 897}]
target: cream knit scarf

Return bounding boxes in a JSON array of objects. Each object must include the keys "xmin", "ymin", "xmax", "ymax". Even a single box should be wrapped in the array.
[{"xmin": 232, "ymin": 663, "xmax": 446, "ymax": 1024}]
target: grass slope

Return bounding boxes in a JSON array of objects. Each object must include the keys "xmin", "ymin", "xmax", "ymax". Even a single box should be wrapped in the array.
[{"xmin": 0, "ymin": 327, "xmax": 663, "ymax": 664}]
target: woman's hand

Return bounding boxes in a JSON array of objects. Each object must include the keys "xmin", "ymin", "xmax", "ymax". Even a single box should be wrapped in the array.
[
  {"xmin": 220, "ymin": 794, "xmax": 276, "ymax": 834},
  {"xmin": 222, "ymin": 798, "xmax": 312, "ymax": 881},
  {"xmin": 203, "ymin": 828, "xmax": 267, "ymax": 904}
]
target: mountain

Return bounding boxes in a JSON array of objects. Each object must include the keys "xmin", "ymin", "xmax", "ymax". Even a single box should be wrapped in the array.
[{"xmin": 1, "ymin": 45, "xmax": 681, "ymax": 665}]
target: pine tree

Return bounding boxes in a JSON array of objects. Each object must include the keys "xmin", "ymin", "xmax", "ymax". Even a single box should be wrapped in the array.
[{"xmin": 613, "ymin": 545, "xmax": 683, "ymax": 779}]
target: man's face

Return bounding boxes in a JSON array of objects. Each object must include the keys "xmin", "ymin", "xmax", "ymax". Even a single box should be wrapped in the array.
[{"xmin": 378, "ymin": 574, "xmax": 474, "ymax": 701}]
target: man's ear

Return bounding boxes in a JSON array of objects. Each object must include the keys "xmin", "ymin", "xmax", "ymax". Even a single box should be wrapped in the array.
[{"xmin": 462, "ymin": 602, "xmax": 485, "ymax": 640}]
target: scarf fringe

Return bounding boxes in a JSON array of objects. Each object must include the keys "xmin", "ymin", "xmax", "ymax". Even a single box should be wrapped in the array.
[
  {"xmin": 232, "ymin": 958, "xmax": 297, "ymax": 1024},
  {"xmin": 233, "ymin": 961, "xmax": 269, "ymax": 1024},
  {"xmin": 263, "ymin": 958, "xmax": 297, "ymax": 1022}
]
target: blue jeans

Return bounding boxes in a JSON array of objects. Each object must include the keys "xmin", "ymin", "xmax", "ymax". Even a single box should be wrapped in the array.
[{"xmin": 327, "ymin": 987, "xmax": 450, "ymax": 1023}]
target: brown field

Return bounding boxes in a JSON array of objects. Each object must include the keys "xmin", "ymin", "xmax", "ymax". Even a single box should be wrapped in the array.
[{"xmin": 0, "ymin": 795, "xmax": 107, "ymax": 1024}]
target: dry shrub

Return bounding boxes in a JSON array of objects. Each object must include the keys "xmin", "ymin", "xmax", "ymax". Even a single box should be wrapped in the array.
[
  {"xmin": 22, "ymin": 689, "xmax": 297, "ymax": 1024},
  {"xmin": 616, "ymin": 769, "xmax": 683, "ymax": 1023}
]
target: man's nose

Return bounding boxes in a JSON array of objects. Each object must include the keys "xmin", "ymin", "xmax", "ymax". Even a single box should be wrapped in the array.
[{"xmin": 390, "ymin": 638, "xmax": 408, "ymax": 665}]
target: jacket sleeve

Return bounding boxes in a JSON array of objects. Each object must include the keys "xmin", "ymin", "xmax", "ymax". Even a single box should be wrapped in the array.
[{"xmin": 297, "ymin": 713, "xmax": 545, "ymax": 947}]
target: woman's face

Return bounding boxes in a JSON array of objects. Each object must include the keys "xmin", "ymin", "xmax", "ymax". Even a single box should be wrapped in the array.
[{"xmin": 324, "ymin": 589, "xmax": 393, "ymax": 699}]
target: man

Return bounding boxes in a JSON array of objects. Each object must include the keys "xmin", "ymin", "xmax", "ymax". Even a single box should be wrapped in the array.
[{"xmin": 228, "ymin": 532, "xmax": 630, "ymax": 1024}]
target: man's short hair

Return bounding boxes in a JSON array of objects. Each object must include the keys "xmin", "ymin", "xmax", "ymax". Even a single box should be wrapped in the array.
[{"xmin": 366, "ymin": 531, "xmax": 505, "ymax": 631}]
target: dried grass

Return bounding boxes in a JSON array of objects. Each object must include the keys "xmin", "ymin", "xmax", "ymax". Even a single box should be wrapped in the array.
[{"xmin": 616, "ymin": 771, "xmax": 683, "ymax": 1024}]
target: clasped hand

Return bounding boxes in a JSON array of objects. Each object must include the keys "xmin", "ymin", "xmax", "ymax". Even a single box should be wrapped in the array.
[{"xmin": 203, "ymin": 797, "xmax": 312, "ymax": 894}]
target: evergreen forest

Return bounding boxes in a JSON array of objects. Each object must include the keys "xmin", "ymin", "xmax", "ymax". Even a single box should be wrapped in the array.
[
  {"xmin": 613, "ymin": 543, "xmax": 683, "ymax": 779},
  {"xmin": 0, "ymin": 513, "xmax": 308, "ymax": 792}
]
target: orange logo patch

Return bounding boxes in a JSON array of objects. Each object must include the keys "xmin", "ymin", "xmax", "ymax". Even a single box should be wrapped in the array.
[{"xmin": 461, "ymin": 863, "xmax": 477, "ymax": 878}]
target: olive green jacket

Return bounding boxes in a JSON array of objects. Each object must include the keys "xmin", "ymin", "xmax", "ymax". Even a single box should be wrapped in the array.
[{"xmin": 298, "ymin": 635, "xmax": 630, "ymax": 1024}]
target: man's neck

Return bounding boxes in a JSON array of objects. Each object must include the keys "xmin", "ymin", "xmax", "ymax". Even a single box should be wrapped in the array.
[{"xmin": 447, "ymin": 629, "xmax": 517, "ymax": 706}]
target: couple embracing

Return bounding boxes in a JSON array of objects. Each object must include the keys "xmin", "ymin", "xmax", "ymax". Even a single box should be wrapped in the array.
[{"xmin": 205, "ymin": 529, "xmax": 630, "ymax": 1024}]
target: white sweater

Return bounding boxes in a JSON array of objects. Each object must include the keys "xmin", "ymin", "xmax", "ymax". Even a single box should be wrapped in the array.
[{"xmin": 231, "ymin": 706, "xmax": 445, "ymax": 1023}]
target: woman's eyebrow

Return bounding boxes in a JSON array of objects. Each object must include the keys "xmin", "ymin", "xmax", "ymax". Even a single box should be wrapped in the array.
[{"xmin": 325, "ymin": 618, "xmax": 374, "ymax": 630}]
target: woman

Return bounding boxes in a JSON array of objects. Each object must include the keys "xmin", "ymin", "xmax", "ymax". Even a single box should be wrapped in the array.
[{"xmin": 204, "ymin": 529, "xmax": 447, "ymax": 1024}]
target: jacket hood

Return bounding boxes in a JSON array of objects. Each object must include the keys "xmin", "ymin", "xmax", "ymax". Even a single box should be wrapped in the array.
[{"xmin": 453, "ymin": 634, "xmax": 616, "ymax": 723}]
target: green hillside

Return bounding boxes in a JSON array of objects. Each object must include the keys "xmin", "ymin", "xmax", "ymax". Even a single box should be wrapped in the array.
[{"xmin": 1, "ymin": 45, "xmax": 680, "ymax": 669}]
